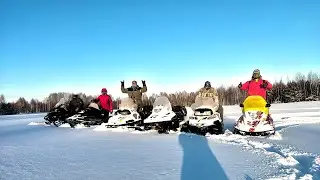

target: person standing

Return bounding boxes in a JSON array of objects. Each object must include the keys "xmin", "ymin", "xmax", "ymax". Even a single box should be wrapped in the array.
[
  {"xmin": 96, "ymin": 88, "xmax": 113, "ymax": 123},
  {"xmin": 121, "ymin": 80, "xmax": 147, "ymax": 109}
]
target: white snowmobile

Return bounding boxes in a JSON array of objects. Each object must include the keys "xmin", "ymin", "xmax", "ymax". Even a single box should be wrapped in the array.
[
  {"xmin": 143, "ymin": 96, "xmax": 188, "ymax": 133},
  {"xmin": 233, "ymin": 95, "xmax": 275, "ymax": 136},
  {"xmin": 44, "ymin": 97, "xmax": 70, "ymax": 127},
  {"xmin": 66, "ymin": 100, "xmax": 104, "ymax": 128},
  {"xmin": 180, "ymin": 96, "xmax": 224, "ymax": 136},
  {"xmin": 100, "ymin": 97, "xmax": 143, "ymax": 129}
]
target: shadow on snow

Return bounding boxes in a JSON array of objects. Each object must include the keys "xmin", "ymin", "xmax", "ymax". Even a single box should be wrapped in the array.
[{"xmin": 179, "ymin": 133, "xmax": 229, "ymax": 180}]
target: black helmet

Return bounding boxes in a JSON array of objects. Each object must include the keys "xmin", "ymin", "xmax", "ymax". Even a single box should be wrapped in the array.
[
  {"xmin": 204, "ymin": 81, "xmax": 211, "ymax": 88},
  {"xmin": 72, "ymin": 94, "xmax": 78, "ymax": 98}
]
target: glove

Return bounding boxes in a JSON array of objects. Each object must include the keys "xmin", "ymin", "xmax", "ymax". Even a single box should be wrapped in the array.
[
  {"xmin": 121, "ymin": 80, "xmax": 124, "ymax": 86},
  {"xmin": 260, "ymin": 81, "xmax": 268, "ymax": 89},
  {"xmin": 142, "ymin": 80, "xmax": 146, "ymax": 86},
  {"xmin": 238, "ymin": 82, "xmax": 242, "ymax": 88}
]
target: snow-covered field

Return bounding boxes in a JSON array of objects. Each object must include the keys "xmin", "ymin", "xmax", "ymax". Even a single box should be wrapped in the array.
[{"xmin": 1, "ymin": 101, "xmax": 319, "ymax": 180}]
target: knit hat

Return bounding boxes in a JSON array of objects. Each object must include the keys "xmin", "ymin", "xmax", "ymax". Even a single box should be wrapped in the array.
[
  {"xmin": 252, "ymin": 69, "xmax": 261, "ymax": 79},
  {"xmin": 253, "ymin": 69, "xmax": 260, "ymax": 75}
]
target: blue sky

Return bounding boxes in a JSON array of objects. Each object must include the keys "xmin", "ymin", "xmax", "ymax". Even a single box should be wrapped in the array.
[{"xmin": 1, "ymin": 0, "xmax": 319, "ymax": 102}]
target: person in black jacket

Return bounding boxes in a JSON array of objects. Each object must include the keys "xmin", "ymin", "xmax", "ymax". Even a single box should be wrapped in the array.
[{"xmin": 69, "ymin": 94, "xmax": 84, "ymax": 116}]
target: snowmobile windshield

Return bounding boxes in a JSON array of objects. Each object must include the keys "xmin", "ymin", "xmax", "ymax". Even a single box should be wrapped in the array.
[
  {"xmin": 153, "ymin": 96, "xmax": 172, "ymax": 111},
  {"xmin": 119, "ymin": 97, "xmax": 137, "ymax": 110},
  {"xmin": 191, "ymin": 97, "xmax": 217, "ymax": 110},
  {"xmin": 54, "ymin": 98, "xmax": 67, "ymax": 108}
]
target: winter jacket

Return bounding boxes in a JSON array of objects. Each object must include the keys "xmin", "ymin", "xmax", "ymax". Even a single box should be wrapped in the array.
[
  {"xmin": 196, "ymin": 87, "xmax": 220, "ymax": 105},
  {"xmin": 96, "ymin": 95, "xmax": 113, "ymax": 112},
  {"xmin": 121, "ymin": 85, "xmax": 147, "ymax": 106},
  {"xmin": 240, "ymin": 78, "xmax": 272, "ymax": 99}
]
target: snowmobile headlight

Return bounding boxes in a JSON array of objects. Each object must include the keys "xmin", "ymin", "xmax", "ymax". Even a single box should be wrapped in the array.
[{"xmin": 196, "ymin": 123, "xmax": 204, "ymax": 127}]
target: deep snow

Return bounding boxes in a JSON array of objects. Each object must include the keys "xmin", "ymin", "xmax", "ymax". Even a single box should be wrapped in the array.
[{"xmin": 0, "ymin": 101, "xmax": 319, "ymax": 180}]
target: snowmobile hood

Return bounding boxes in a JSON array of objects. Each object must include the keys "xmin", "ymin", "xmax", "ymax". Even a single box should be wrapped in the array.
[
  {"xmin": 88, "ymin": 102, "xmax": 99, "ymax": 110},
  {"xmin": 242, "ymin": 96, "xmax": 269, "ymax": 114}
]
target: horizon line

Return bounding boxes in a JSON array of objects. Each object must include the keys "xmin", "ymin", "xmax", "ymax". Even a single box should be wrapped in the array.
[{"xmin": 2, "ymin": 70, "xmax": 319, "ymax": 103}]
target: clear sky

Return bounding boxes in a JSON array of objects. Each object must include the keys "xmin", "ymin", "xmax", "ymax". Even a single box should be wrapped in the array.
[{"xmin": 1, "ymin": 0, "xmax": 319, "ymax": 102}]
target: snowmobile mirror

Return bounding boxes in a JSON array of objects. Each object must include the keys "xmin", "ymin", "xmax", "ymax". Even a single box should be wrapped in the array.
[
  {"xmin": 266, "ymin": 103, "xmax": 271, "ymax": 107},
  {"xmin": 239, "ymin": 103, "xmax": 244, "ymax": 107}
]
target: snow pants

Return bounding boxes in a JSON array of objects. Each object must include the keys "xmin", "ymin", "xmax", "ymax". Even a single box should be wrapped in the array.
[
  {"xmin": 101, "ymin": 109, "xmax": 110, "ymax": 123},
  {"xmin": 217, "ymin": 104, "xmax": 224, "ymax": 121}
]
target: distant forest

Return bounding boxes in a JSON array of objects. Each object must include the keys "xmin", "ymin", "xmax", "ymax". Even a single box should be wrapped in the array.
[{"xmin": 0, "ymin": 71, "xmax": 319, "ymax": 115}]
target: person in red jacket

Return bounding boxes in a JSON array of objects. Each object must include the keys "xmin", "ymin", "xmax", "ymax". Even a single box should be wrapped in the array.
[
  {"xmin": 96, "ymin": 88, "xmax": 113, "ymax": 123},
  {"xmin": 238, "ymin": 69, "xmax": 272, "ymax": 100}
]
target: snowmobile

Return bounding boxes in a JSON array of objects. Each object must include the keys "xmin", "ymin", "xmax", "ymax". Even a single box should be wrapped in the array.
[
  {"xmin": 100, "ymin": 97, "xmax": 144, "ymax": 129},
  {"xmin": 233, "ymin": 95, "xmax": 275, "ymax": 136},
  {"xmin": 143, "ymin": 96, "xmax": 188, "ymax": 133},
  {"xmin": 44, "ymin": 98, "xmax": 70, "ymax": 127},
  {"xmin": 180, "ymin": 96, "xmax": 224, "ymax": 136},
  {"xmin": 65, "ymin": 101, "xmax": 104, "ymax": 128}
]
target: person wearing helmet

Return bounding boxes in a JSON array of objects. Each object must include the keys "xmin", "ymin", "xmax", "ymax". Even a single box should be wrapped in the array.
[
  {"xmin": 238, "ymin": 69, "xmax": 272, "ymax": 100},
  {"xmin": 196, "ymin": 81, "xmax": 224, "ymax": 121},
  {"xmin": 95, "ymin": 88, "xmax": 113, "ymax": 123},
  {"xmin": 121, "ymin": 80, "xmax": 147, "ymax": 108},
  {"xmin": 69, "ymin": 94, "xmax": 84, "ymax": 116}
]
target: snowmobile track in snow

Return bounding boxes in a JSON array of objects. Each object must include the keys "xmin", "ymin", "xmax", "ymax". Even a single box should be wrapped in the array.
[{"xmin": 207, "ymin": 130, "xmax": 320, "ymax": 180}]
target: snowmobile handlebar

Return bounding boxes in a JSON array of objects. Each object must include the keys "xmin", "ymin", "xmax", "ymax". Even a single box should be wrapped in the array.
[{"xmin": 239, "ymin": 103, "xmax": 271, "ymax": 108}]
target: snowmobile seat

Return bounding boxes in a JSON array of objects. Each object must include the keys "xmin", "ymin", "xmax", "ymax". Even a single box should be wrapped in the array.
[
  {"xmin": 139, "ymin": 105, "xmax": 153, "ymax": 119},
  {"xmin": 194, "ymin": 108, "xmax": 214, "ymax": 116},
  {"xmin": 172, "ymin": 106, "xmax": 187, "ymax": 118}
]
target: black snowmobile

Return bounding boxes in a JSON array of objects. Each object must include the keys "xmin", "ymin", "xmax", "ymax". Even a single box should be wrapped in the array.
[
  {"xmin": 65, "ymin": 101, "xmax": 105, "ymax": 128},
  {"xmin": 44, "ymin": 98, "xmax": 70, "ymax": 127}
]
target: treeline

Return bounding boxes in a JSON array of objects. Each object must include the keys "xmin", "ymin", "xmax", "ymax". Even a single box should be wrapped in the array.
[{"xmin": 0, "ymin": 71, "xmax": 319, "ymax": 115}]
